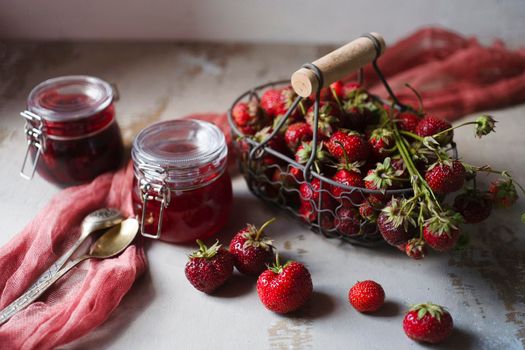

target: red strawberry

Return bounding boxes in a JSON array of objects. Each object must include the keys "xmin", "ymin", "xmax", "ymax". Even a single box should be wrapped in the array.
[
  {"xmin": 341, "ymin": 88, "xmax": 379, "ymax": 130},
  {"xmin": 348, "ymin": 280, "xmax": 385, "ymax": 313},
  {"xmin": 425, "ymin": 161, "xmax": 465, "ymax": 195},
  {"xmin": 395, "ymin": 111, "xmax": 420, "ymax": 133},
  {"xmin": 284, "ymin": 122, "xmax": 313, "ymax": 151},
  {"xmin": 185, "ymin": 240, "xmax": 234, "ymax": 294},
  {"xmin": 488, "ymin": 178, "xmax": 518, "ymax": 208},
  {"xmin": 330, "ymin": 80, "xmax": 361, "ymax": 102},
  {"xmin": 326, "ymin": 130, "xmax": 369, "ymax": 162},
  {"xmin": 335, "ymin": 207, "xmax": 361, "ymax": 236},
  {"xmin": 294, "ymin": 141, "xmax": 332, "ymax": 174},
  {"xmin": 229, "ymin": 218, "xmax": 275, "ymax": 276},
  {"xmin": 299, "ymin": 201, "xmax": 317, "ymax": 224},
  {"xmin": 359, "ymin": 196, "xmax": 383, "ymax": 223},
  {"xmin": 331, "ymin": 169, "xmax": 365, "ymax": 206},
  {"xmin": 377, "ymin": 198, "xmax": 416, "ymax": 246},
  {"xmin": 253, "ymin": 126, "xmax": 288, "ymax": 166},
  {"xmin": 453, "ymin": 189, "xmax": 492, "ymax": 223},
  {"xmin": 289, "ymin": 165, "xmax": 304, "ymax": 182},
  {"xmin": 405, "ymin": 238, "xmax": 427, "ymax": 259},
  {"xmin": 423, "ymin": 210, "xmax": 463, "ymax": 252},
  {"xmin": 415, "ymin": 115, "xmax": 453, "ymax": 145},
  {"xmin": 403, "ymin": 303, "xmax": 453, "ymax": 344},
  {"xmin": 305, "ymin": 101, "xmax": 342, "ymax": 138},
  {"xmin": 260, "ymin": 86, "xmax": 299, "ymax": 118},
  {"xmin": 257, "ymin": 257, "xmax": 313, "ymax": 314},
  {"xmin": 368, "ymin": 128, "xmax": 395, "ymax": 159},
  {"xmin": 299, "ymin": 178, "xmax": 333, "ymax": 205},
  {"xmin": 232, "ymin": 99, "xmax": 268, "ymax": 135}
]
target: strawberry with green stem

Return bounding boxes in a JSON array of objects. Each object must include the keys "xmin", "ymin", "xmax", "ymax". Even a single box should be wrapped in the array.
[
  {"xmin": 403, "ymin": 303, "xmax": 454, "ymax": 344},
  {"xmin": 330, "ymin": 141, "xmax": 365, "ymax": 206},
  {"xmin": 229, "ymin": 218, "xmax": 276, "ymax": 276},
  {"xmin": 305, "ymin": 101, "xmax": 342, "ymax": 138},
  {"xmin": 294, "ymin": 140, "xmax": 332, "ymax": 175},
  {"xmin": 364, "ymin": 157, "xmax": 407, "ymax": 192},
  {"xmin": 423, "ymin": 210, "xmax": 463, "ymax": 252}
]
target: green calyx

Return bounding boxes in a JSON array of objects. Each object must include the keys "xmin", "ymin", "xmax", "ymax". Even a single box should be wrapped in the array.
[
  {"xmin": 425, "ymin": 210, "xmax": 463, "ymax": 237},
  {"xmin": 382, "ymin": 197, "xmax": 417, "ymax": 231},
  {"xmin": 492, "ymin": 178, "xmax": 518, "ymax": 207},
  {"xmin": 409, "ymin": 303, "xmax": 445, "ymax": 321},
  {"xmin": 364, "ymin": 157, "xmax": 403, "ymax": 191},
  {"xmin": 190, "ymin": 240, "xmax": 221, "ymax": 259},
  {"xmin": 475, "ymin": 115, "xmax": 497, "ymax": 138},
  {"xmin": 296, "ymin": 141, "xmax": 330, "ymax": 174},
  {"xmin": 268, "ymin": 254, "xmax": 292, "ymax": 274},
  {"xmin": 242, "ymin": 218, "xmax": 276, "ymax": 251},
  {"xmin": 370, "ymin": 128, "xmax": 394, "ymax": 143}
]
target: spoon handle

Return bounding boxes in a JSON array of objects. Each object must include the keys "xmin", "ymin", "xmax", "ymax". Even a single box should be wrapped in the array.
[{"xmin": 0, "ymin": 257, "xmax": 84, "ymax": 326}]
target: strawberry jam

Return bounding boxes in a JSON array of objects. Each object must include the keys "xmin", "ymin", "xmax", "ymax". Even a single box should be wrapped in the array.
[
  {"xmin": 132, "ymin": 119, "xmax": 232, "ymax": 243},
  {"xmin": 21, "ymin": 76, "xmax": 123, "ymax": 186}
]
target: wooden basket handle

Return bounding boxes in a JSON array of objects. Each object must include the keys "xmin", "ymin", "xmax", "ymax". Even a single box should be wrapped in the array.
[{"xmin": 290, "ymin": 33, "xmax": 386, "ymax": 97}]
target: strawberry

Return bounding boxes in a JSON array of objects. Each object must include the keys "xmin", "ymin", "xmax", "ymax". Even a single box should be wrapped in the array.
[
  {"xmin": 453, "ymin": 189, "xmax": 492, "ymax": 223},
  {"xmin": 423, "ymin": 210, "xmax": 463, "ymax": 252},
  {"xmin": 229, "ymin": 218, "xmax": 275, "ymax": 276},
  {"xmin": 403, "ymin": 303, "xmax": 454, "ymax": 344},
  {"xmin": 415, "ymin": 115, "xmax": 453, "ymax": 145},
  {"xmin": 305, "ymin": 101, "xmax": 342, "ymax": 138},
  {"xmin": 488, "ymin": 178, "xmax": 518, "ymax": 208},
  {"xmin": 395, "ymin": 111, "xmax": 421, "ymax": 133},
  {"xmin": 299, "ymin": 201, "xmax": 317, "ymax": 224},
  {"xmin": 330, "ymin": 80, "xmax": 361, "ymax": 102},
  {"xmin": 257, "ymin": 257, "xmax": 313, "ymax": 314},
  {"xmin": 289, "ymin": 165, "xmax": 304, "ymax": 182},
  {"xmin": 260, "ymin": 86, "xmax": 299, "ymax": 118},
  {"xmin": 341, "ymin": 88, "xmax": 379, "ymax": 130},
  {"xmin": 377, "ymin": 198, "xmax": 416, "ymax": 246},
  {"xmin": 335, "ymin": 207, "xmax": 361, "ymax": 236},
  {"xmin": 271, "ymin": 167, "xmax": 300, "ymax": 205},
  {"xmin": 299, "ymin": 178, "xmax": 333, "ymax": 206},
  {"xmin": 405, "ymin": 238, "xmax": 427, "ymax": 259},
  {"xmin": 253, "ymin": 127, "xmax": 288, "ymax": 166},
  {"xmin": 364, "ymin": 157, "xmax": 405, "ymax": 191},
  {"xmin": 326, "ymin": 130, "xmax": 370, "ymax": 163},
  {"xmin": 294, "ymin": 141, "xmax": 332, "ymax": 174},
  {"xmin": 284, "ymin": 122, "xmax": 313, "ymax": 151},
  {"xmin": 358, "ymin": 195, "xmax": 384, "ymax": 223},
  {"xmin": 185, "ymin": 240, "xmax": 234, "ymax": 294},
  {"xmin": 425, "ymin": 161, "xmax": 465, "ymax": 195},
  {"xmin": 331, "ymin": 168, "xmax": 365, "ymax": 206},
  {"xmin": 368, "ymin": 128, "xmax": 395, "ymax": 159},
  {"xmin": 232, "ymin": 99, "xmax": 268, "ymax": 135},
  {"xmin": 348, "ymin": 280, "xmax": 385, "ymax": 313}
]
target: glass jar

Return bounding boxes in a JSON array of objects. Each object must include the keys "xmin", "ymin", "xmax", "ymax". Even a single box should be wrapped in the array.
[
  {"xmin": 20, "ymin": 75, "xmax": 124, "ymax": 186},
  {"xmin": 132, "ymin": 119, "xmax": 233, "ymax": 243}
]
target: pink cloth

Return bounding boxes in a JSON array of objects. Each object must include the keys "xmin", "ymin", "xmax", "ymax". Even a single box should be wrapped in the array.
[{"xmin": 0, "ymin": 163, "xmax": 146, "ymax": 349}]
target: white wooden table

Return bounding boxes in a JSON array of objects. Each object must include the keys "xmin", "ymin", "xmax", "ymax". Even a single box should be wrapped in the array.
[{"xmin": 1, "ymin": 42, "xmax": 524, "ymax": 350}]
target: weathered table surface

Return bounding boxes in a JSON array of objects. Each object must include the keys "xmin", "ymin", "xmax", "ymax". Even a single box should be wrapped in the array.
[{"xmin": 0, "ymin": 42, "xmax": 524, "ymax": 350}]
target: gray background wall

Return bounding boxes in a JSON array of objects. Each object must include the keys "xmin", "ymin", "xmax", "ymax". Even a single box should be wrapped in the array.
[{"xmin": 1, "ymin": 0, "xmax": 524, "ymax": 46}]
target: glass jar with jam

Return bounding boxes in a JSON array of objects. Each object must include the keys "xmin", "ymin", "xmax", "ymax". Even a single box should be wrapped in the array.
[
  {"xmin": 20, "ymin": 75, "xmax": 124, "ymax": 186},
  {"xmin": 132, "ymin": 119, "xmax": 233, "ymax": 243}
]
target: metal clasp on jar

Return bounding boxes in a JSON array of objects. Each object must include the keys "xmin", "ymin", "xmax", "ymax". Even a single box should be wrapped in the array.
[
  {"xmin": 19, "ymin": 110, "xmax": 45, "ymax": 180},
  {"xmin": 138, "ymin": 163, "xmax": 171, "ymax": 239}
]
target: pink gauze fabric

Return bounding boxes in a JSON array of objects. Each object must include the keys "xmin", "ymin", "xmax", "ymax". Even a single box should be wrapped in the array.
[{"xmin": 0, "ymin": 163, "xmax": 146, "ymax": 350}]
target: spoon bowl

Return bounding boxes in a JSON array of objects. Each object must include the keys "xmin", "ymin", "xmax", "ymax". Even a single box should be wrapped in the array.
[{"xmin": 89, "ymin": 218, "xmax": 140, "ymax": 258}]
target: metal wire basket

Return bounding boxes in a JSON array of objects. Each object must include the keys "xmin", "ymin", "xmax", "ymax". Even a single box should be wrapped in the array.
[{"xmin": 227, "ymin": 34, "xmax": 456, "ymax": 247}]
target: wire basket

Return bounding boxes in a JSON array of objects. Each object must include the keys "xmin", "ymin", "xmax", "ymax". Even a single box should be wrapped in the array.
[{"xmin": 227, "ymin": 34, "xmax": 457, "ymax": 247}]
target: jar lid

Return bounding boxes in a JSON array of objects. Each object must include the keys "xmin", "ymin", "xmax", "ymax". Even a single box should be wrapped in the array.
[
  {"xmin": 132, "ymin": 119, "xmax": 228, "ymax": 189},
  {"xmin": 27, "ymin": 75, "xmax": 114, "ymax": 122}
]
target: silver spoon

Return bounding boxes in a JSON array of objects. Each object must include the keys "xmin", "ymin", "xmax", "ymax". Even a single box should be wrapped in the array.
[
  {"xmin": 0, "ymin": 217, "xmax": 139, "ymax": 325},
  {"xmin": 25, "ymin": 208, "xmax": 123, "ymax": 292}
]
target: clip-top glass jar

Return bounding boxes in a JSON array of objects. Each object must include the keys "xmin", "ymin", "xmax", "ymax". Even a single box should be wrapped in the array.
[
  {"xmin": 20, "ymin": 75, "xmax": 124, "ymax": 186},
  {"xmin": 132, "ymin": 119, "xmax": 233, "ymax": 243}
]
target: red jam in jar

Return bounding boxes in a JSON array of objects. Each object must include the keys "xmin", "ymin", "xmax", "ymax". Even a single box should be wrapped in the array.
[
  {"xmin": 20, "ymin": 75, "xmax": 124, "ymax": 186},
  {"xmin": 132, "ymin": 119, "xmax": 233, "ymax": 243}
]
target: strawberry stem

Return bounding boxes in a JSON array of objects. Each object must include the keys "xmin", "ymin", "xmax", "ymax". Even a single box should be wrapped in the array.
[
  {"xmin": 255, "ymin": 217, "xmax": 276, "ymax": 241},
  {"xmin": 400, "ymin": 130, "xmax": 424, "ymax": 142}
]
